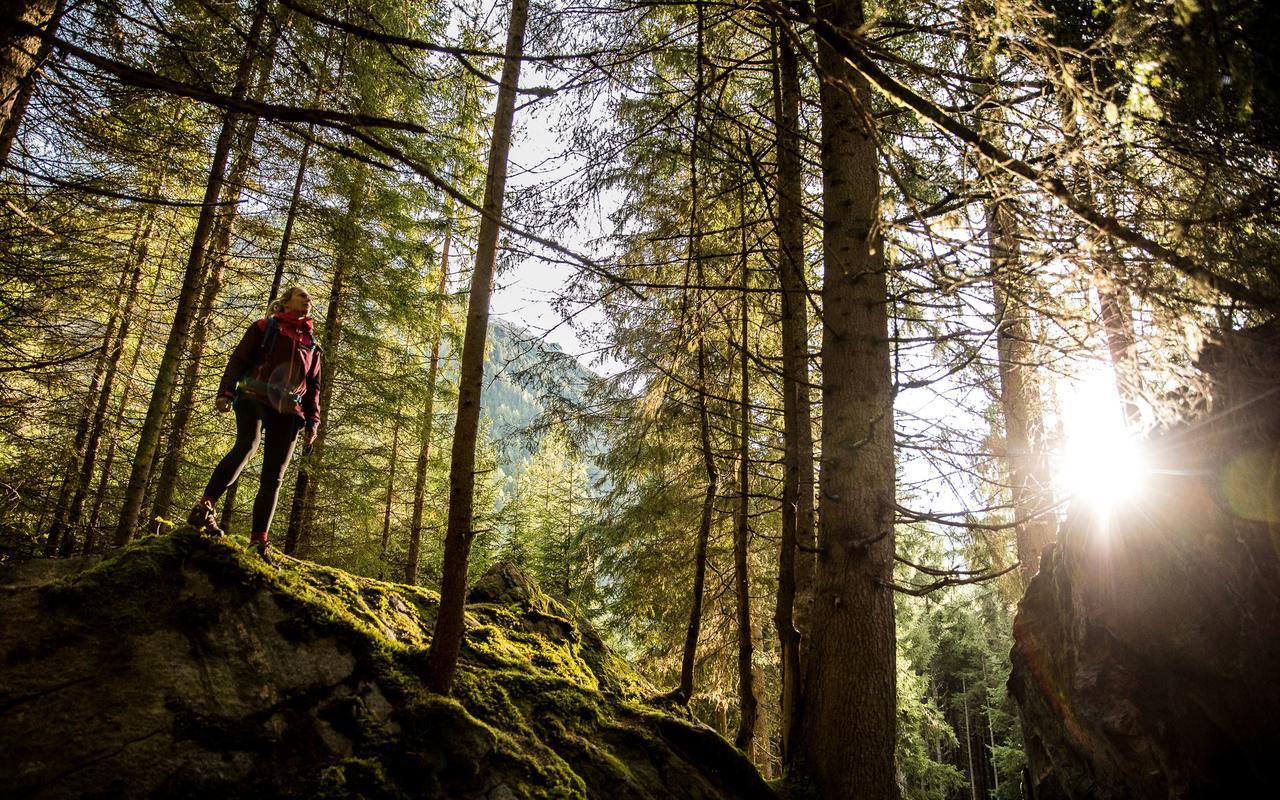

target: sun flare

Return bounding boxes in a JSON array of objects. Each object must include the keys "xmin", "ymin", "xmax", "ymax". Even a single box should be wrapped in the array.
[{"xmin": 1054, "ymin": 367, "xmax": 1147, "ymax": 511}]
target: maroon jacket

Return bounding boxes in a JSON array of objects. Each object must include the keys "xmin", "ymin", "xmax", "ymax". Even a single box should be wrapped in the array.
[{"xmin": 218, "ymin": 312, "xmax": 322, "ymax": 430}]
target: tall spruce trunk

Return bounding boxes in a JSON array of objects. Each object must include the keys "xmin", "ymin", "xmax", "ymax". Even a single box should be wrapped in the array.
[
  {"xmin": 0, "ymin": 0, "xmax": 63, "ymax": 166},
  {"xmin": 51, "ymin": 199, "xmax": 157, "ymax": 555},
  {"xmin": 270, "ymin": 133, "xmax": 313, "ymax": 303},
  {"xmin": 285, "ymin": 166, "xmax": 365, "ymax": 555},
  {"xmin": 733, "ymin": 184, "xmax": 761, "ymax": 756},
  {"xmin": 84, "ymin": 227, "xmax": 171, "ymax": 553},
  {"xmin": 151, "ymin": 32, "xmax": 277, "ymax": 522},
  {"xmin": 43, "ymin": 265, "xmax": 128, "ymax": 556},
  {"xmin": 379, "ymin": 409, "xmax": 401, "ymax": 570},
  {"xmin": 962, "ymin": 3, "xmax": 1056, "ymax": 586},
  {"xmin": 0, "ymin": 0, "xmax": 60, "ymax": 161},
  {"xmin": 677, "ymin": 0, "xmax": 712, "ymax": 706},
  {"xmin": 406, "ymin": 225, "xmax": 452, "ymax": 584},
  {"xmin": 987, "ymin": 197, "xmax": 1054, "ymax": 584},
  {"xmin": 111, "ymin": 2, "xmax": 267, "ymax": 546},
  {"xmin": 424, "ymin": 0, "xmax": 528, "ymax": 695},
  {"xmin": 798, "ymin": 0, "xmax": 898, "ymax": 796},
  {"xmin": 771, "ymin": 21, "xmax": 815, "ymax": 765}
]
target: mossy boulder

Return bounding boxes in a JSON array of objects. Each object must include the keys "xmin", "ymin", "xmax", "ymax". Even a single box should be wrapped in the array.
[{"xmin": 0, "ymin": 532, "xmax": 774, "ymax": 799}]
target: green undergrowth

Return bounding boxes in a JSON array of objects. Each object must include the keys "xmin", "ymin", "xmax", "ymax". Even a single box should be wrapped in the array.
[{"xmin": 36, "ymin": 531, "xmax": 736, "ymax": 799}]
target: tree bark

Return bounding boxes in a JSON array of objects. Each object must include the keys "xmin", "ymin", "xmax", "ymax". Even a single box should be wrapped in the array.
[
  {"xmin": 84, "ymin": 222, "xmax": 170, "ymax": 553},
  {"xmin": 771, "ymin": 21, "xmax": 815, "ymax": 766},
  {"xmin": 111, "ymin": 2, "xmax": 268, "ymax": 547},
  {"xmin": 406, "ymin": 224, "xmax": 452, "ymax": 584},
  {"xmin": 678, "ymin": 0, "xmax": 712, "ymax": 706},
  {"xmin": 285, "ymin": 165, "xmax": 365, "ymax": 555},
  {"xmin": 51, "ymin": 197, "xmax": 157, "ymax": 555},
  {"xmin": 733, "ymin": 248, "xmax": 760, "ymax": 756},
  {"xmin": 0, "ymin": 0, "xmax": 60, "ymax": 163},
  {"xmin": 797, "ymin": 0, "xmax": 898, "ymax": 796},
  {"xmin": 0, "ymin": 0, "xmax": 63, "ymax": 166},
  {"xmin": 151, "ymin": 30, "xmax": 278, "ymax": 522},
  {"xmin": 424, "ymin": 0, "xmax": 528, "ymax": 695},
  {"xmin": 379, "ymin": 407, "xmax": 401, "ymax": 572}
]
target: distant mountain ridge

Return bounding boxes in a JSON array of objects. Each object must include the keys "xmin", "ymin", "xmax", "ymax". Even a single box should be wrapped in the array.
[{"xmin": 481, "ymin": 321, "xmax": 596, "ymax": 484}]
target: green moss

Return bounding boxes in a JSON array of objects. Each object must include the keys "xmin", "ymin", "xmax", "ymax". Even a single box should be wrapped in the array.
[{"xmin": 30, "ymin": 531, "xmax": 769, "ymax": 799}]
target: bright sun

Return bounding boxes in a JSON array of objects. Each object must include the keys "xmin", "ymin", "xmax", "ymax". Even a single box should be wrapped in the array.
[{"xmin": 1054, "ymin": 367, "xmax": 1147, "ymax": 511}]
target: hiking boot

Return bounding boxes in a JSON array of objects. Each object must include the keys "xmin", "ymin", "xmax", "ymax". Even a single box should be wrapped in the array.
[
  {"xmin": 256, "ymin": 542, "xmax": 277, "ymax": 567},
  {"xmin": 251, "ymin": 537, "xmax": 275, "ymax": 566},
  {"xmin": 187, "ymin": 501, "xmax": 225, "ymax": 537}
]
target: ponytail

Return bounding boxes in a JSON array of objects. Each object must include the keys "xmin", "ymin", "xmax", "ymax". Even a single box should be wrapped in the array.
[{"xmin": 270, "ymin": 285, "xmax": 307, "ymax": 315}]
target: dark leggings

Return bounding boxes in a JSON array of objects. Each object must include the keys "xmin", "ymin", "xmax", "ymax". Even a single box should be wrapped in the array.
[{"xmin": 202, "ymin": 396, "xmax": 301, "ymax": 536}]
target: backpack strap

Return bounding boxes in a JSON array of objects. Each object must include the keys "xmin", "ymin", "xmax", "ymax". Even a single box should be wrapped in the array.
[{"xmin": 258, "ymin": 315, "xmax": 280, "ymax": 356}]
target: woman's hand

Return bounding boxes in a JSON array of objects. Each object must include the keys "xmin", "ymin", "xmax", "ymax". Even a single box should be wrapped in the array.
[{"xmin": 215, "ymin": 396, "xmax": 232, "ymax": 413}]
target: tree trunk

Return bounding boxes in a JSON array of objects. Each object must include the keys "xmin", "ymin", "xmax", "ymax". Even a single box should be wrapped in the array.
[
  {"xmin": 43, "ymin": 297, "xmax": 119, "ymax": 556},
  {"xmin": 771, "ymin": 21, "xmax": 815, "ymax": 766},
  {"xmin": 988, "ymin": 198, "xmax": 1055, "ymax": 585},
  {"xmin": 0, "ymin": 0, "xmax": 63, "ymax": 166},
  {"xmin": 150, "ymin": 30, "xmax": 278, "ymax": 522},
  {"xmin": 270, "ymin": 135, "xmax": 313, "ymax": 303},
  {"xmin": 733, "ymin": 179, "xmax": 760, "ymax": 757},
  {"xmin": 1096, "ymin": 240, "xmax": 1140, "ymax": 426},
  {"xmin": 677, "ymin": 0, "xmax": 712, "ymax": 706},
  {"xmin": 0, "ymin": 0, "xmax": 60, "ymax": 162},
  {"xmin": 111, "ymin": 2, "xmax": 267, "ymax": 547},
  {"xmin": 54, "ymin": 198, "xmax": 158, "ymax": 555},
  {"xmin": 379, "ymin": 408, "xmax": 401, "ymax": 572},
  {"xmin": 961, "ymin": 4, "xmax": 1055, "ymax": 585},
  {"xmin": 797, "ymin": 0, "xmax": 898, "ymax": 796},
  {"xmin": 285, "ymin": 165, "xmax": 365, "ymax": 555},
  {"xmin": 424, "ymin": 0, "xmax": 528, "ymax": 695},
  {"xmin": 406, "ymin": 225, "xmax": 452, "ymax": 584},
  {"xmin": 84, "ymin": 223, "xmax": 170, "ymax": 553}
]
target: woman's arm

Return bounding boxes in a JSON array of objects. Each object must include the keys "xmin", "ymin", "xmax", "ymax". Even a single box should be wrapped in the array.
[
  {"xmin": 218, "ymin": 318, "xmax": 266, "ymax": 399},
  {"xmin": 302, "ymin": 349, "xmax": 322, "ymax": 434}
]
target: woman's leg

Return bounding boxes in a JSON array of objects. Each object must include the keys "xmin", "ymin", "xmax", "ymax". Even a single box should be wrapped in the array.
[
  {"xmin": 250, "ymin": 411, "xmax": 300, "ymax": 539},
  {"xmin": 202, "ymin": 398, "xmax": 264, "ymax": 501}
]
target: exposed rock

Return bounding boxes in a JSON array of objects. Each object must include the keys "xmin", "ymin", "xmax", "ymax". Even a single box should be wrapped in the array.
[
  {"xmin": 1009, "ymin": 323, "xmax": 1280, "ymax": 799},
  {"xmin": 0, "ymin": 533, "xmax": 775, "ymax": 799}
]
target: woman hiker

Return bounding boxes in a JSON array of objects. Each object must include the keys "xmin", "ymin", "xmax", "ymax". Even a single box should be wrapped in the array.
[{"xmin": 187, "ymin": 286, "xmax": 322, "ymax": 562}]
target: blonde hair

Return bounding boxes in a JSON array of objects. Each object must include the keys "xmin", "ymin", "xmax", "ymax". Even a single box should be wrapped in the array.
[{"xmin": 269, "ymin": 285, "xmax": 308, "ymax": 315}]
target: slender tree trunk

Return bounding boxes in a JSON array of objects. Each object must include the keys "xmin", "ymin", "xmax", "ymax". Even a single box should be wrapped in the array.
[
  {"xmin": 988, "ymin": 202, "xmax": 1054, "ymax": 584},
  {"xmin": 771, "ymin": 21, "xmax": 815, "ymax": 766},
  {"xmin": 679, "ymin": 335, "xmax": 717, "ymax": 703},
  {"xmin": 0, "ymin": 0, "xmax": 63, "ymax": 166},
  {"xmin": 1096, "ymin": 231, "xmax": 1140, "ymax": 426},
  {"xmin": 220, "ymin": 480, "xmax": 238, "ymax": 535},
  {"xmin": 406, "ymin": 227, "xmax": 452, "ymax": 584},
  {"xmin": 270, "ymin": 135, "xmax": 313, "ymax": 303},
  {"xmin": 424, "ymin": 0, "xmax": 528, "ymax": 695},
  {"xmin": 55, "ymin": 199, "xmax": 158, "ymax": 555},
  {"xmin": 0, "ymin": 0, "xmax": 59, "ymax": 162},
  {"xmin": 285, "ymin": 165, "xmax": 364, "ymax": 555},
  {"xmin": 961, "ymin": 6, "xmax": 1055, "ymax": 584},
  {"xmin": 733, "ymin": 178, "xmax": 761, "ymax": 756},
  {"xmin": 43, "ymin": 296, "xmax": 120, "ymax": 556},
  {"xmin": 84, "ymin": 226, "xmax": 171, "ymax": 554},
  {"xmin": 151, "ymin": 30, "xmax": 278, "ymax": 522},
  {"xmin": 112, "ymin": 2, "xmax": 267, "ymax": 547},
  {"xmin": 797, "ymin": 0, "xmax": 898, "ymax": 796},
  {"xmin": 677, "ymin": 0, "xmax": 712, "ymax": 706},
  {"xmin": 379, "ymin": 408, "xmax": 401, "ymax": 570}
]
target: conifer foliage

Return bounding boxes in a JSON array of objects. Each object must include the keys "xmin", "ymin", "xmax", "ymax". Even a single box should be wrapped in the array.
[{"xmin": 2, "ymin": 0, "xmax": 1278, "ymax": 797}]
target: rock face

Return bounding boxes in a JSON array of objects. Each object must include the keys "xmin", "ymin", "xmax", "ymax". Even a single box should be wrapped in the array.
[
  {"xmin": 0, "ymin": 533, "xmax": 774, "ymax": 800},
  {"xmin": 1009, "ymin": 324, "xmax": 1280, "ymax": 799}
]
